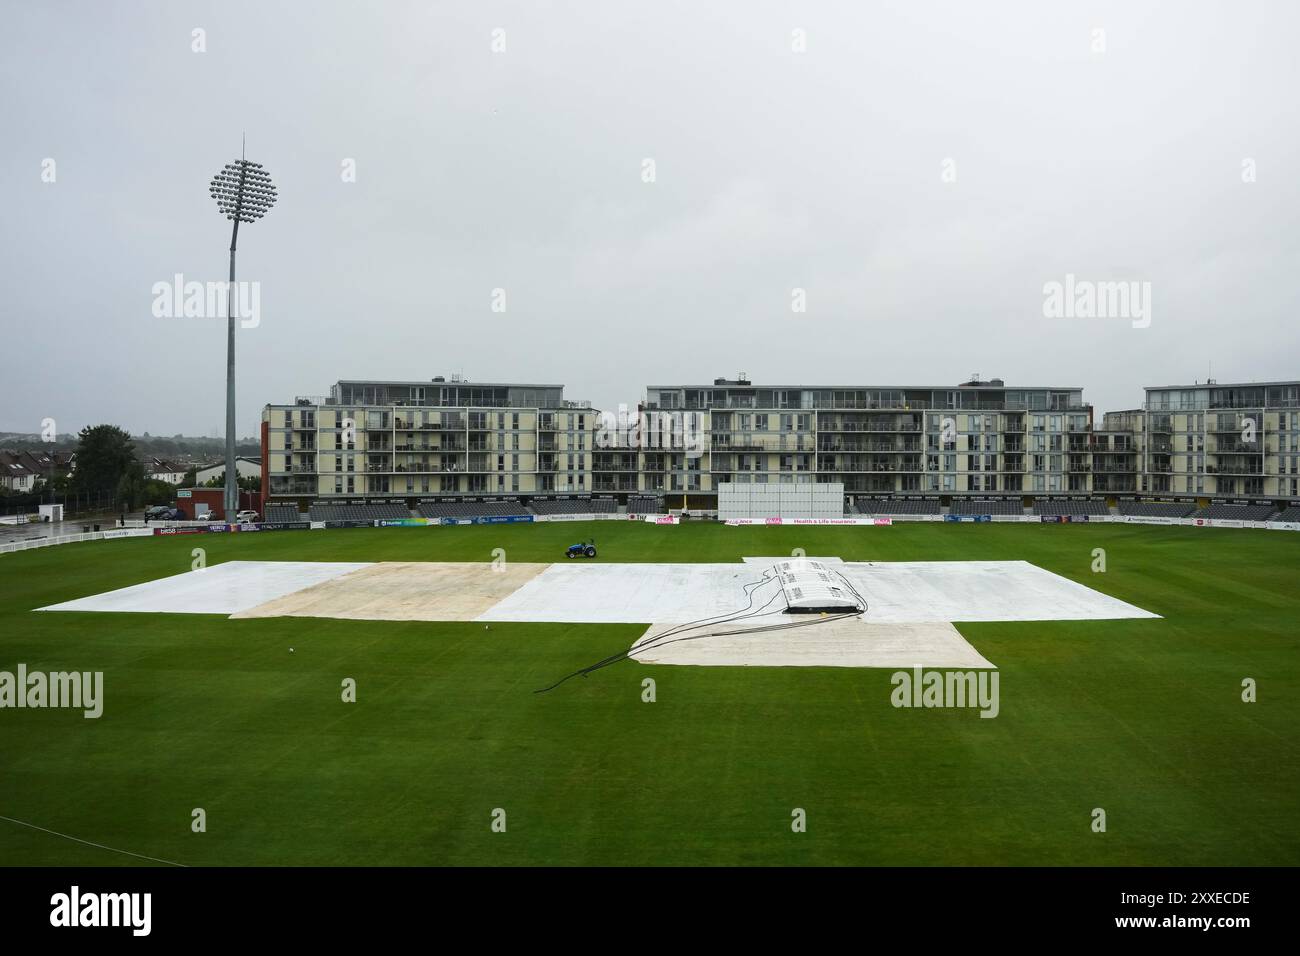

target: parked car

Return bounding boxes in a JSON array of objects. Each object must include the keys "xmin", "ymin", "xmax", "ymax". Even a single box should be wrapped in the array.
[
  {"xmin": 235, "ymin": 510, "xmax": 260, "ymax": 523},
  {"xmin": 144, "ymin": 505, "xmax": 171, "ymax": 520}
]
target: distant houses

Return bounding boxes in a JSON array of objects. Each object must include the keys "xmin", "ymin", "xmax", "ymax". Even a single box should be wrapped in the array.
[
  {"xmin": 0, "ymin": 451, "xmax": 39, "ymax": 492},
  {"xmin": 143, "ymin": 457, "xmax": 188, "ymax": 485},
  {"xmin": 194, "ymin": 456, "xmax": 262, "ymax": 486},
  {"xmin": 0, "ymin": 450, "xmax": 77, "ymax": 492}
]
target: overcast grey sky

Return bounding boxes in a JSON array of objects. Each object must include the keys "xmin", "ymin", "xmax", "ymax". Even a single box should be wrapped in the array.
[{"xmin": 3, "ymin": 1, "xmax": 1298, "ymax": 438}]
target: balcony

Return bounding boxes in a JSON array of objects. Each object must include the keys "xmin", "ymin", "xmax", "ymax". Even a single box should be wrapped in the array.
[{"xmin": 1214, "ymin": 441, "xmax": 1263, "ymax": 454}]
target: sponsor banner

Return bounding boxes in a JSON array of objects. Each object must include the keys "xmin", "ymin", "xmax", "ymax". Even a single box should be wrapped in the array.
[
  {"xmin": 532, "ymin": 513, "xmax": 598, "ymax": 522},
  {"xmin": 944, "ymin": 514, "xmax": 992, "ymax": 522},
  {"xmin": 1195, "ymin": 518, "xmax": 1246, "ymax": 529},
  {"xmin": 233, "ymin": 523, "xmax": 262, "ymax": 532},
  {"xmin": 258, "ymin": 521, "xmax": 312, "ymax": 531},
  {"xmin": 440, "ymin": 518, "xmax": 473, "ymax": 526},
  {"xmin": 153, "ymin": 526, "xmax": 207, "ymax": 536},
  {"xmin": 376, "ymin": 518, "xmax": 429, "ymax": 527},
  {"xmin": 324, "ymin": 520, "xmax": 373, "ymax": 529},
  {"xmin": 204, "ymin": 523, "xmax": 232, "ymax": 533},
  {"xmin": 1120, "ymin": 515, "xmax": 1177, "ymax": 525},
  {"xmin": 647, "ymin": 515, "xmax": 679, "ymax": 524},
  {"xmin": 472, "ymin": 515, "xmax": 533, "ymax": 525},
  {"xmin": 1039, "ymin": 515, "xmax": 1091, "ymax": 523},
  {"xmin": 1266, "ymin": 521, "xmax": 1300, "ymax": 532},
  {"xmin": 177, "ymin": 489, "xmax": 192, "ymax": 498},
  {"xmin": 723, "ymin": 517, "xmax": 888, "ymax": 526},
  {"xmin": 101, "ymin": 528, "xmax": 154, "ymax": 540},
  {"xmin": 310, "ymin": 521, "xmax": 327, "ymax": 530},
  {"xmin": 789, "ymin": 518, "xmax": 882, "ymax": 526}
]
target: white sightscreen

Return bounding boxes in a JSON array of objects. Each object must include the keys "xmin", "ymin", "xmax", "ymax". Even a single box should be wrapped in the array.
[{"xmin": 717, "ymin": 481, "xmax": 845, "ymax": 520}]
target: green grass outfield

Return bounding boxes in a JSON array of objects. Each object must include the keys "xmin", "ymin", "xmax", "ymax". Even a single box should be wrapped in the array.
[{"xmin": 1, "ymin": 521, "xmax": 1296, "ymax": 866}]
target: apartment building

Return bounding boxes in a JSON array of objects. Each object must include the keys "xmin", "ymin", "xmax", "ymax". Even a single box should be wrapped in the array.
[
  {"xmin": 262, "ymin": 376, "xmax": 597, "ymax": 503},
  {"xmin": 263, "ymin": 374, "xmax": 1300, "ymax": 509},
  {"xmin": 1132, "ymin": 381, "xmax": 1300, "ymax": 499},
  {"xmin": 623, "ymin": 376, "xmax": 1092, "ymax": 505}
]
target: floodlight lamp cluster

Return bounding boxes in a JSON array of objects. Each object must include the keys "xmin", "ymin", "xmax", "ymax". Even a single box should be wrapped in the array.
[{"xmin": 209, "ymin": 160, "xmax": 278, "ymax": 223}]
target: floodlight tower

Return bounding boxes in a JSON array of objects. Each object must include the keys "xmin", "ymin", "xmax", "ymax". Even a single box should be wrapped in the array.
[{"xmin": 209, "ymin": 148, "xmax": 277, "ymax": 521}]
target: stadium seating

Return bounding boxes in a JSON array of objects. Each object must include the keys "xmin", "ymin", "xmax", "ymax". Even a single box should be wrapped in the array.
[
  {"xmin": 308, "ymin": 502, "xmax": 411, "ymax": 522},
  {"xmin": 264, "ymin": 504, "xmax": 304, "ymax": 523},
  {"xmin": 627, "ymin": 496, "xmax": 662, "ymax": 514},
  {"xmin": 854, "ymin": 498, "xmax": 940, "ymax": 516},
  {"xmin": 950, "ymin": 498, "xmax": 1023, "ymax": 516},
  {"xmin": 1117, "ymin": 501, "xmax": 1196, "ymax": 518},
  {"xmin": 1192, "ymin": 503, "xmax": 1278, "ymax": 521},
  {"xmin": 528, "ymin": 497, "xmax": 615, "ymax": 515},
  {"xmin": 416, "ymin": 499, "xmax": 529, "ymax": 519},
  {"xmin": 1274, "ymin": 505, "xmax": 1300, "ymax": 522},
  {"xmin": 1031, "ymin": 500, "xmax": 1109, "ymax": 517}
]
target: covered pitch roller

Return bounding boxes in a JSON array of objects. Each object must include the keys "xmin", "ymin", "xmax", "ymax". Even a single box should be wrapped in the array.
[{"xmin": 772, "ymin": 558, "xmax": 867, "ymax": 614}]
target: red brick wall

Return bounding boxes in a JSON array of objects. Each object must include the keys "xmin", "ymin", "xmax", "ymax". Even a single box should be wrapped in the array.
[
  {"xmin": 175, "ymin": 487, "xmax": 262, "ymax": 520},
  {"xmin": 260, "ymin": 420, "xmax": 270, "ymax": 504}
]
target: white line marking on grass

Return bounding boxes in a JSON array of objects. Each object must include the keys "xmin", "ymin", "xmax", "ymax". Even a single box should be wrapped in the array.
[{"xmin": 0, "ymin": 813, "xmax": 187, "ymax": 867}]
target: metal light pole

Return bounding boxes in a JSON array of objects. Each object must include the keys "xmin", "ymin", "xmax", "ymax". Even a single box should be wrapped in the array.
[{"xmin": 209, "ymin": 149, "xmax": 276, "ymax": 521}]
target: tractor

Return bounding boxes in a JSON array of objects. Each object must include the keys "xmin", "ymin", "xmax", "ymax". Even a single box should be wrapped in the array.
[{"xmin": 565, "ymin": 539, "xmax": 597, "ymax": 559}]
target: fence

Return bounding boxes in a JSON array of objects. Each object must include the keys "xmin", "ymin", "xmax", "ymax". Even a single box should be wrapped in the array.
[{"xmin": 4, "ymin": 511, "xmax": 1297, "ymax": 558}]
